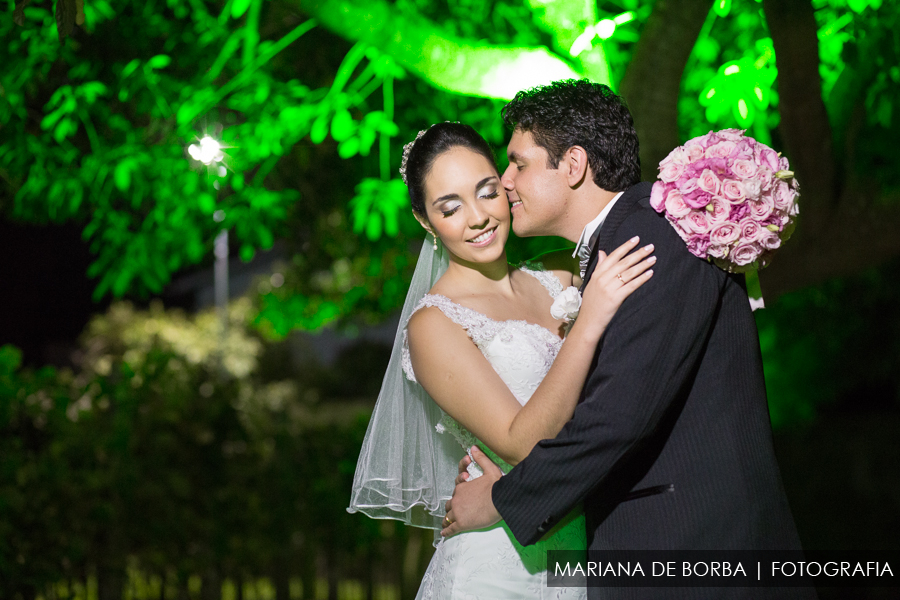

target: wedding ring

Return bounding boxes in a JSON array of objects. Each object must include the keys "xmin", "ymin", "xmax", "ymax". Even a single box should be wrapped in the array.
[
  {"xmin": 443, "ymin": 516, "xmax": 454, "ymax": 526},
  {"xmin": 616, "ymin": 273, "xmax": 625, "ymax": 284}
]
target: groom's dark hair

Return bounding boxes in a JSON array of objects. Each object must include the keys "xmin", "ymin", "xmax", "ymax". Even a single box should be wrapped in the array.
[{"xmin": 502, "ymin": 79, "xmax": 641, "ymax": 191}]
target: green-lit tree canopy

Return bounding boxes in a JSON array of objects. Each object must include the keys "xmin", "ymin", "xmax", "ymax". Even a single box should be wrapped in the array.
[{"xmin": 3, "ymin": 0, "xmax": 900, "ymax": 334}]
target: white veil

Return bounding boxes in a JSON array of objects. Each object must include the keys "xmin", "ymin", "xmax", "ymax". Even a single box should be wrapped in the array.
[{"xmin": 347, "ymin": 237, "xmax": 461, "ymax": 530}]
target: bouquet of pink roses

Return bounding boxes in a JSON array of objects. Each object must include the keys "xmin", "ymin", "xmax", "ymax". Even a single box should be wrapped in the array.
[{"xmin": 649, "ymin": 129, "xmax": 799, "ymax": 273}]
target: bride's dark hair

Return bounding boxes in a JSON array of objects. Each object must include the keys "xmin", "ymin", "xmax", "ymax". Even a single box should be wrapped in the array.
[{"xmin": 402, "ymin": 123, "xmax": 497, "ymax": 218}]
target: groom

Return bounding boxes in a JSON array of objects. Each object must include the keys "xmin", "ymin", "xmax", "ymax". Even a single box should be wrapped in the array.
[{"xmin": 442, "ymin": 80, "xmax": 811, "ymax": 598}]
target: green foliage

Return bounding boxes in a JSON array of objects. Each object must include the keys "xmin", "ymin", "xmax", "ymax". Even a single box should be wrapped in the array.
[
  {"xmin": 1, "ymin": 0, "xmax": 403, "ymax": 304},
  {"xmin": 0, "ymin": 300, "xmax": 421, "ymax": 596},
  {"xmin": 757, "ymin": 259, "xmax": 900, "ymax": 427},
  {"xmin": 680, "ymin": 1, "xmax": 780, "ymax": 143}
]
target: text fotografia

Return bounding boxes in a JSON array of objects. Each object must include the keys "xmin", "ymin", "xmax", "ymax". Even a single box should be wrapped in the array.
[{"xmin": 547, "ymin": 551, "xmax": 898, "ymax": 588}]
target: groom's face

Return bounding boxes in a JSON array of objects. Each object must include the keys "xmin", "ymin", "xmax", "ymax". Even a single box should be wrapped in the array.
[{"xmin": 502, "ymin": 129, "xmax": 570, "ymax": 238}]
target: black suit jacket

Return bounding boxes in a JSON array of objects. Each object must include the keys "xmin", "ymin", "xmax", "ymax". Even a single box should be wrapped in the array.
[{"xmin": 492, "ymin": 183, "xmax": 811, "ymax": 599}]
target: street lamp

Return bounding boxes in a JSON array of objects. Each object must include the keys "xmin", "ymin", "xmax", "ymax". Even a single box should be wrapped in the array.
[{"xmin": 188, "ymin": 134, "xmax": 229, "ymax": 344}]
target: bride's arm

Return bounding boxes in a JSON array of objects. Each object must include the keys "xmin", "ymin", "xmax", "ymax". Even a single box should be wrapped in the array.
[{"xmin": 408, "ymin": 237, "xmax": 654, "ymax": 466}]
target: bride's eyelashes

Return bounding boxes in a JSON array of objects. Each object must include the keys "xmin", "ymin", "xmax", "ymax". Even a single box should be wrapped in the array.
[
  {"xmin": 439, "ymin": 190, "xmax": 499, "ymax": 217},
  {"xmin": 441, "ymin": 202, "xmax": 462, "ymax": 217}
]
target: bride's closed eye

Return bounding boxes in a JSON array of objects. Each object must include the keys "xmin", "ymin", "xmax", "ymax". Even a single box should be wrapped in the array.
[{"xmin": 441, "ymin": 201, "xmax": 462, "ymax": 217}]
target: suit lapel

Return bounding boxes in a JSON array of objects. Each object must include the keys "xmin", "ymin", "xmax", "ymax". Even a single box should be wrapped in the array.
[{"xmin": 580, "ymin": 182, "xmax": 653, "ymax": 293}]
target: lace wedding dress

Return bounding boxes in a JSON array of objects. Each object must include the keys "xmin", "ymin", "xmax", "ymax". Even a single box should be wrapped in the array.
[{"xmin": 402, "ymin": 266, "xmax": 587, "ymax": 600}]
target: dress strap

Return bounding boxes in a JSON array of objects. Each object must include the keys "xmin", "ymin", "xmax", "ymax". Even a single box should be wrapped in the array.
[
  {"xmin": 519, "ymin": 262, "xmax": 565, "ymax": 299},
  {"xmin": 400, "ymin": 294, "xmax": 502, "ymax": 381}
]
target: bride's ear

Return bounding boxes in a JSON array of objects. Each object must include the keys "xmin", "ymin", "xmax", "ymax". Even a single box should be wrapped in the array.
[
  {"xmin": 413, "ymin": 211, "xmax": 435, "ymax": 237},
  {"xmin": 563, "ymin": 146, "xmax": 589, "ymax": 188}
]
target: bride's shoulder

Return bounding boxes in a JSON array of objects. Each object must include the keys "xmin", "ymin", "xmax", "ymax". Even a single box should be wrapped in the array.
[{"xmin": 520, "ymin": 248, "xmax": 577, "ymax": 289}]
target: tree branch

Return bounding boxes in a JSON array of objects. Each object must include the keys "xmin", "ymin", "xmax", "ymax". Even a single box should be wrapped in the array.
[
  {"xmin": 524, "ymin": 0, "xmax": 611, "ymax": 85},
  {"xmin": 294, "ymin": 0, "xmax": 588, "ymax": 100},
  {"xmin": 619, "ymin": 0, "xmax": 714, "ymax": 181}
]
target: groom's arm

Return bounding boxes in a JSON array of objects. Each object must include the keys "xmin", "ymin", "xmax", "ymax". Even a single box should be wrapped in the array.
[{"xmin": 492, "ymin": 207, "xmax": 725, "ymax": 546}]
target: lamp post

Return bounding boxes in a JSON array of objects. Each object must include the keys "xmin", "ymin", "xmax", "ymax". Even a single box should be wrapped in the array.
[{"xmin": 188, "ymin": 135, "xmax": 229, "ymax": 341}]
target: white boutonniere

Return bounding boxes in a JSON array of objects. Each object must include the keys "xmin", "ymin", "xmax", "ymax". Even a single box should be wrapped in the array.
[{"xmin": 550, "ymin": 286, "xmax": 582, "ymax": 322}]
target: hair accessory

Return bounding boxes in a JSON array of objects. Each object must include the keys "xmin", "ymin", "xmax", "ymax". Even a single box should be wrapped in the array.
[{"xmin": 399, "ymin": 129, "xmax": 429, "ymax": 184}]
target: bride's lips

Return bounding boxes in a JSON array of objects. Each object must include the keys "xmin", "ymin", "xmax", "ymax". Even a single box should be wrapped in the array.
[{"xmin": 466, "ymin": 226, "xmax": 498, "ymax": 247}]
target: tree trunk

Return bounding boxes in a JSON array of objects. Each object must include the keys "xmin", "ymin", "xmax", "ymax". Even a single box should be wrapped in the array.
[
  {"xmin": 620, "ymin": 0, "xmax": 715, "ymax": 180},
  {"xmin": 762, "ymin": 0, "xmax": 837, "ymax": 235}
]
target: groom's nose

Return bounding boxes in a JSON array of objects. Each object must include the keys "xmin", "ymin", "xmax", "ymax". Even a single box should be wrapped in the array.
[{"xmin": 501, "ymin": 164, "xmax": 516, "ymax": 190}]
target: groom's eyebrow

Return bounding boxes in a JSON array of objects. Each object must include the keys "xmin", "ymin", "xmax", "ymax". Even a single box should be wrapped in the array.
[{"xmin": 507, "ymin": 151, "xmax": 522, "ymax": 163}]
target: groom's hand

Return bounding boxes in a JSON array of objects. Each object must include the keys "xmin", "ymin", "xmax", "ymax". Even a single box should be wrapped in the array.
[{"xmin": 442, "ymin": 446, "xmax": 502, "ymax": 537}]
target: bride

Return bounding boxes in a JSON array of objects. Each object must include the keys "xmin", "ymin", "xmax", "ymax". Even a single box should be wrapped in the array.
[{"xmin": 348, "ymin": 122, "xmax": 655, "ymax": 599}]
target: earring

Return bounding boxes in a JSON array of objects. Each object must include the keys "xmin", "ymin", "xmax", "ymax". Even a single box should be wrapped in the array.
[{"xmin": 433, "ymin": 233, "xmax": 438, "ymax": 251}]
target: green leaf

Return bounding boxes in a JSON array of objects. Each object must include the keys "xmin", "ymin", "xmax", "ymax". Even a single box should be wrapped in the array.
[
  {"xmin": 231, "ymin": 0, "xmax": 252, "ymax": 19},
  {"xmin": 337, "ymin": 137, "xmax": 360, "ymax": 158},
  {"xmin": 121, "ymin": 59, "xmax": 140, "ymax": 78},
  {"xmin": 330, "ymin": 110, "xmax": 356, "ymax": 142},
  {"xmin": 53, "ymin": 118, "xmax": 77, "ymax": 142},
  {"xmin": 365, "ymin": 214, "xmax": 382, "ymax": 241},
  {"xmin": 713, "ymin": 0, "xmax": 731, "ymax": 18},
  {"xmin": 146, "ymin": 55, "xmax": 171, "ymax": 70},
  {"xmin": 114, "ymin": 160, "xmax": 132, "ymax": 191},
  {"xmin": 310, "ymin": 114, "xmax": 329, "ymax": 144}
]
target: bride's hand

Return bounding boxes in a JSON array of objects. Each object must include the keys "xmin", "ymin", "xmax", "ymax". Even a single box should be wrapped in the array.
[{"xmin": 576, "ymin": 236, "xmax": 655, "ymax": 338}]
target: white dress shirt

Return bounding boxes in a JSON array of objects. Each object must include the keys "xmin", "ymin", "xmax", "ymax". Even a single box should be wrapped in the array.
[{"xmin": 572, "ymin": 191, "xmax": 624, "ymax": 276}]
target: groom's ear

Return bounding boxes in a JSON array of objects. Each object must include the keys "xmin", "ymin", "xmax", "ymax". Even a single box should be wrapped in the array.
[{"xmin": 562, "ymin": 145, "xmax": 589, "ymax": 189}]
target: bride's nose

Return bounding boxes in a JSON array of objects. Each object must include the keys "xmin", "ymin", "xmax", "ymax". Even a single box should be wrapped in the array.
[{"xmin": 467, "ymin": 204, "xmax": 490, "ymax": 229}]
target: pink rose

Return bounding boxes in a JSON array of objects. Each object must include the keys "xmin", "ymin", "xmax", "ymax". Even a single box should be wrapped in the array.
[
  {"xmin": 697, "ymin": 168, "xmax": 722, "ymax": 196},
  {"xmin": 731, "ymin": 159, "xmax": 759, "ymax": 180},
  {"xmin": 749, "ymin": 194, "xmax": 775, "ymax": 220},
  {"xmin": 730, "ymin": 139, "xmax": 755, "ymax": 160},
  {"xmin": 729, "ymin": 202, "xmax": 751, "ymax": 222},
  {"xmin": 778, "ymin": 155, "xmax": 790, "ymax": 171},
  {"xmin": 707, "ymin": 196, "xmax": 731, "ymax": 224},
  {"xmin": 650, "ymin": 181, "xmax": 668, "ymax": 212},
  {"xmin": 709, "ymin": 221, "xmax": 740, "ymax": 245},
  {"xmin": 685, "ymin": 234, "xmax": 710, "ymax": 258},
  {"xmin": 732, "ymin": 243, "xmax": 761, "ymax": 266},
  {"xmin": 684, "ymin": 143, "xmax": 706, "ymax": 163},
  {"xmin": 664, "ymin": 189, "xmax": 692, "ymax": 218},
  {"xmin": 716, "ymin": 129, "xmax": 745, "ymax": 142},
  {"xmin": 757, "ymin": 167, "xmax": 775, "ymax": 191},
  {"xmin": 757, "ymin": 147, "xmax": 780, "ymax": 172},
  {"xmin": 659, "ymin": 158, "xmax": 685, "ymax": 183},
  {"xmin": 662, "ymin": 147, "xmax": 688, "ymax": 166},
  {"xmin": 705, "ymin": 141, "xmax": 736, "ymax": 159},
  {"xmin": 667, "ymin": 214, "xmax": 692, "ymax": 242},
  {"xmin": 682, "ymin": 210, "xmax": 711, "ymax": 235},
  {"xmin": 682, "ymin": 188, "xmax": 712, "ymax": 210},
  {"xmin": 742, "ymin": 178, "xmax": 762, "ymax": 200},
  {"xmin": 722, "ymin": 179, "xmax": 746, "ymax": 203},
  {"xmin": 708, "ymin": 243, "xmax": 730, "ymax": 259},
  {"xmin": 759, "ymin": 230, "xmax": 782, "ymax": 250},
  {"xmin": 739, "ymin": 218, "xmax": 762, "ymax": 243},
  {"xmin": 676, "ymin": 174, "xmax": 699, "ymax": 195},
  {"xmin": 773, "ymin": 180, "xmax": 796, "ymax": 211}
]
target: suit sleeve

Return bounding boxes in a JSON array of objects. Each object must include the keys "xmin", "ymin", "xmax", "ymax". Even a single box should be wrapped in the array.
[{"xmin": 492, "ymin": 207, "xmax": 726, "ymax": 546}]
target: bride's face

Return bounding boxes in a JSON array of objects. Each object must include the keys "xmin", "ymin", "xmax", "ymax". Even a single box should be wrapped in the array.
[{"xmin": 420, "ymin": 147, "xmax": 509, "ymax": 264}]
